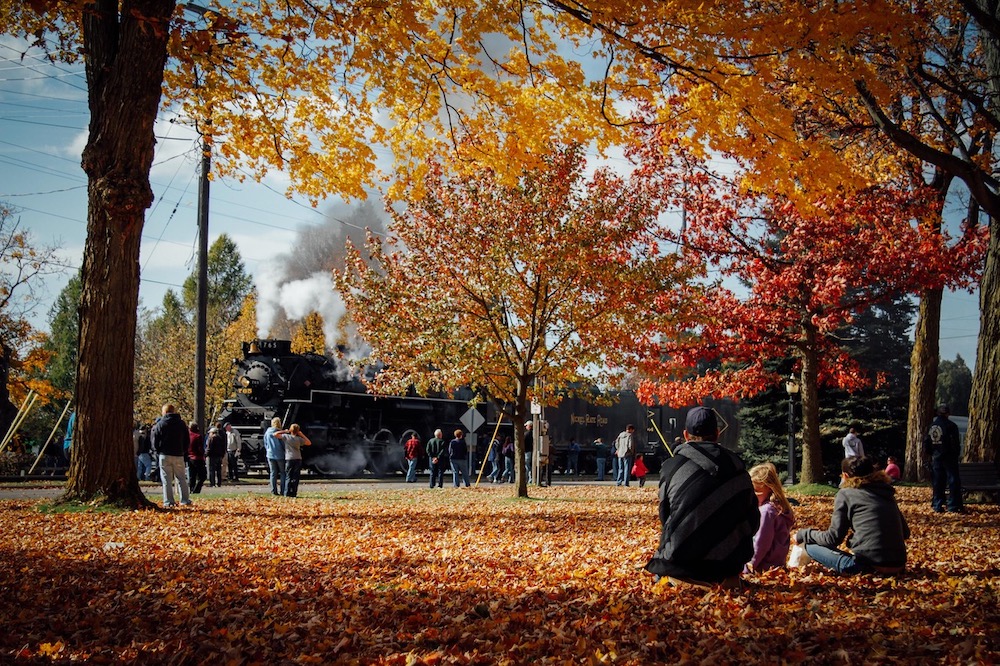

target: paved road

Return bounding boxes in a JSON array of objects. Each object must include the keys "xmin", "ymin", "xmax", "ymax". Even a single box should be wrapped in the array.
[{"xmin": 0, "ymin": 475, "xmax": 609, "ymax": 501}]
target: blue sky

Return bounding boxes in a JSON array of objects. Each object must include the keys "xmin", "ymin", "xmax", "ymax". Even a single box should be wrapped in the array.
[
  {"xmin": 0, "ymin": 35, "xmax": 983, "ymax": 371},
  {"xmin": 0, "ymin": 35, "xmax": 349, "ymax": 338}
]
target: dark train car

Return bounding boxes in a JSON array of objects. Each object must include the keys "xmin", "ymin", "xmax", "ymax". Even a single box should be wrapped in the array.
[
  {"xmin": 219, "ymin": 339, "xmax": 740, "ymax": 478},
  {"xmin": 480, "ymin": 393, "xmax": 741, "ymax": 476},
  {"xmin": 217, "ymin": 339, "xmax": 483, "ymax": 476}
]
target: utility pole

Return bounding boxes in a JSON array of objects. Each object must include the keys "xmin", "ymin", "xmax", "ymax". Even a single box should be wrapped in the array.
[
  {"xmin": 183, "ymin": 2, "xmax": 216, "ymax": 437},
  {"xmin": 194, "ymin": 131, "xmax": 210, "ymax": 435}
]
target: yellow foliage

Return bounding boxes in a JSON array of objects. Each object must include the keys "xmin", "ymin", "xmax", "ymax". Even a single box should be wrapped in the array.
[
  {"xmin": 290, "ymin": 312, "xmax": 326, "ymax": 355},
  {"xmin": 3, "ymin": 0, "xmax": 964, "ymax": 211}
]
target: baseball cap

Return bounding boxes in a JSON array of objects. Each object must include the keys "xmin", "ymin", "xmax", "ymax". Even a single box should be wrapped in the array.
[{"xmin": 685, "ymin": 407, "xmax": 718, "ymax": 437}]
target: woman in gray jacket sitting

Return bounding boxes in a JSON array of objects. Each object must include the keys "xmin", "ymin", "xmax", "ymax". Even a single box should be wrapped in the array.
[{"xmin": 794, "ymin": 456, "xmax": 909, "ymax": 575}]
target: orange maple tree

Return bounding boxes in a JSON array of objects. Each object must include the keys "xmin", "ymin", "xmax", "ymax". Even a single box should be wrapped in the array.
[
  {"xmin": 0, "ymin": 205, "xmax": 65, "ymax": 433},
  {"xmin": 337, "ymin": 144, "xmax": 696, "ymax": 497}
]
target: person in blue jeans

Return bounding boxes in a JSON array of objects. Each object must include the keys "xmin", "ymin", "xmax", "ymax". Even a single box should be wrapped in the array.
[
  {"xmin": 425, "ymin": 429, "xmax": 447, "ymax": 488},
  {"xmin": 404, "ymin": 432, "xmax": 423, "ymax": 483},
  {"xmin": 276, "ymin": 423, "xmax": 311, "ymax": 497},
  {"xmin": 593, "ymin": 437, "xmax": 608, "ymax": 481},
  {"xmin": 794, "ymin": 456, "xmax": 909, "ymax": 575},
  {"xmin": 923, "ymin": 403, "xmax": 964, "ymax": 513},
  {"xmin": 448, "ymin": 429, "xmax": 471, "ymax": 487},
  {"xmin": 614, "ymin": 424, "xmax": 637, "ymax": 486},
  {"xmin": 149, "ymin": 404, "xmax": 192, "ymax": 508},
  {"xmin": 264, "ymin": 417, "xmax": 286, "ymax": 496}
]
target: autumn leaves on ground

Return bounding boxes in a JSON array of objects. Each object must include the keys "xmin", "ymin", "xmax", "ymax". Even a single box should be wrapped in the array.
[{"xmin": 2, "ymin": 485, "xmax": 997, "ymax": 665}]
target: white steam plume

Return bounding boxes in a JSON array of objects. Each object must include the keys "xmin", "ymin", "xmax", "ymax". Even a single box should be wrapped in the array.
[{"xmin": 254, "ymin": 199, "xmax": 387, "ymax": 345}]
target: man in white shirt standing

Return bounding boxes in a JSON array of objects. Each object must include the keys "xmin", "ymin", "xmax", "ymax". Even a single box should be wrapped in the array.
[
  {"xmin": 843, "ymin": 423, "xmax": 865, "ymax": 459},
  {"xmin": 225, "ymin": 423, "xmax": 242, "ymax": 482}
]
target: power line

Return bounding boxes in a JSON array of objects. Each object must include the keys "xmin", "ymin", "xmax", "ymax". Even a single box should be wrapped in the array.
[
  {"xmin": 0, "ymin": 99, "xmax": 83, "ymax": 112},
  {"xmin": 0, "ymin": 116, "xmax": 86, "ymax": 130},
  {"xmin": 0, "ymin": 155, "xmax": 83, "ymax": 184},
  {"xmin": 0, "ymin": 185, "xmax": 85, "ymax": 197},
  {"xmin": 0, "ymin": 138, "xmax": 82, "ymax": 165},
  {"xmin": 0, "ymin": 43, "xmax": 87, "ymax": 93},
  {"xmin": 0, "ymin": 87, "xmax": 85, "ymax": 103}
]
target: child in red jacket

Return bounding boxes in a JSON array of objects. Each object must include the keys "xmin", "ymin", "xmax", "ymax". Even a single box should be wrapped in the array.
[{"xmin": 632, "ymin": 454, "xmax": 649, "ymax": 487}]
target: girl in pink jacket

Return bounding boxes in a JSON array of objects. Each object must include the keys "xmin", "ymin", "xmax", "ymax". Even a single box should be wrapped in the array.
[{"xmin": 746, "ymin": 462, "xmax": 795, "ymax": 572}]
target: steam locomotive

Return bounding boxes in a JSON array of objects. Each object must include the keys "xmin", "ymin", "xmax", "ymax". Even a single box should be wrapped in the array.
[
  {"xmin": 219, "ymin": 338, "xmax": 740, "ymax": 477},
  {"xmin": 218, "ymin": 339, "xmax": 482, "ymax": 476}
]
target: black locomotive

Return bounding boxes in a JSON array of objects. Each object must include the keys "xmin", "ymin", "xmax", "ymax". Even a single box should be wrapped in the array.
[
  {"xmin": 219, "ymin": 338, "xmax": 740, "ymax": 478},
  {"xmin": 218, "ymin": 339, "xmax": 481, "ymax": 476}
]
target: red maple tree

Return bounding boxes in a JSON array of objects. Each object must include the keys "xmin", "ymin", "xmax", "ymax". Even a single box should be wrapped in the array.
[{"xmin": 632, "ymin": 145, "xmax": 986, "ymax": 483}]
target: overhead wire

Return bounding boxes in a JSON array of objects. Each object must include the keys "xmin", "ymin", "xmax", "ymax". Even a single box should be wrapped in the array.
[{"xmin": 0, "ymin": 43, "xmax": 88, "ymax": 93}]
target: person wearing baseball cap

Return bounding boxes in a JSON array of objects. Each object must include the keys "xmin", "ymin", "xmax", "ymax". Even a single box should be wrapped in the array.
[{"xmin": 645, "ymin": 406, "xmax": 759, "ymax": 589}]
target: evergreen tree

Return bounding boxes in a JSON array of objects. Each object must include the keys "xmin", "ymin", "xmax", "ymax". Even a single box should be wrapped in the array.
[
  {"xmin": 819, "ymin": 295, "xmax": 914, "ymax": 477},
  {"xmin": 737, "ymin": 296, "xmax": 915, "ymax": 482},
  {"xmin": 181, "ymin": 235, "xmax": 252, "ymax": 331},
  {"xmin": 936, "ymin": 355, "xmax": 972, "ymax": 416},
  {"xmin": 43, "ymin": 274, "xmax": 81, "ymax": 397}
]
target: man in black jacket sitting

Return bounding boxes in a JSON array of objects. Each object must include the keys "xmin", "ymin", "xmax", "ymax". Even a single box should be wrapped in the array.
[{"xmin": 645, "ymin": 406, "xmax": 759, "ymax": 588}]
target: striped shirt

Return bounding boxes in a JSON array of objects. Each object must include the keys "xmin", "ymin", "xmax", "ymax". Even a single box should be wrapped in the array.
[{"xmin": 645, "ymin": 441, "xmax": 759, "ymax": 583}]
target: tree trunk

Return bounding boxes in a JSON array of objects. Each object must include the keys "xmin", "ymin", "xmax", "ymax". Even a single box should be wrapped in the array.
[
  {"xmin": 965, "ymin": 224, "xmax": 1000, "ymax": 464},
  {"xmin": 904, "ymin": 287, "xmax": 942, "ymax": 481},
  {"xmin": 963, "ymin": 1, "xmax": 1000, "ymax": 465},
  {"xmin": 798, "ymin": 327, "xmax": 824, "ymax": 484},
  {"xmin": 61, "ymin": 0, "xmax": 176, "ymax": 508},
  {"xmin": 512, "ymin": 382, "xmax": 530, "ymax": 498}
]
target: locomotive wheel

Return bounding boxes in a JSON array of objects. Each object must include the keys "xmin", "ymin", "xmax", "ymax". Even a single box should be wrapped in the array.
[
  {"xmin": 366, "ymin": 428, "xmax": 404, "ymax": 476},
  {"xmin": 311, "ymin": 457, "xmax": 339, "ymax": 476}
]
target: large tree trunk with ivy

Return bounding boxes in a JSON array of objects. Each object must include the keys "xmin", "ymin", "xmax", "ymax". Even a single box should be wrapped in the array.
[
  {"xmin": 904, "ymin": 287, "xmax": 942, "ymax": 481},
  {"xmin": 61, "ymin": 0, "xmax": 175, "ymax": 508}
]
